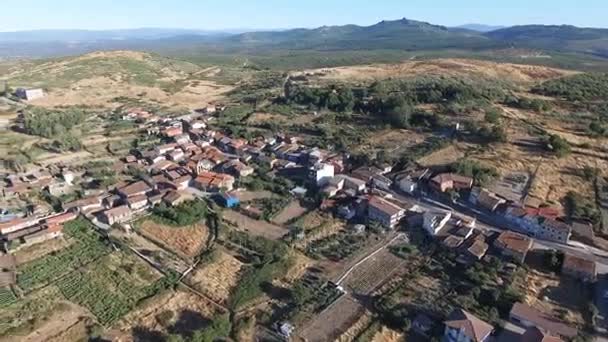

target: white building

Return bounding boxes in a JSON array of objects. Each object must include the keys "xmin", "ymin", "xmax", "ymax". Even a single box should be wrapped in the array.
[
  {"xmin": 398, "ymin": 176, "xmax": 417, "ymax": 194},
  {"xmin": 309, "ymin": 163, "xmax": 335, "ymax": 186},
  {"xmin": 423, "ymin": 210, "xmax": 452, "ymax": 236},
  {"xmin": 15, "ymin": 88, "xmax": 45, "ymax": 101}
]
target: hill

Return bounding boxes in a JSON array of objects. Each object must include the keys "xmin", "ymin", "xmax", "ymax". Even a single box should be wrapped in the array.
[
  {"xmin": 486, "ymin": 25, "xmax": 608, "ymax": 57},
  {"xmin": 454, "ymin": 24, "xmax": 506, "ymax": 32},
  {"xmin": 1, "ymin": 51, "xmax": 232, "ymax": 109},
  {"xmin": 224, "ymin": 18, "xmax": 497, "ymax": 51}
]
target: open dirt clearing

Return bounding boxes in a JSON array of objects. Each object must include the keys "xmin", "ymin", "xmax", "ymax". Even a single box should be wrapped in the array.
[
  {"xmin": 114, "ymin": 289, "xmax": 222, "ymax": 342},
  {"xmin": 307, "ymin": 58, "xmax": 578, "ymax": 84},
  {"xmin": 272, "ymin": 200, "xmax": 308, "ymax": 225},
  {"xmin": 1, "ymin": 302, "xmax": 92, "ymax": 342},
  {"xmin": 469, "ymin": 116, "xmax": 602, "ymax": 207},
  {"xmin": 354, "ymin": 129, "xmax": 427, "ymax": 158},
  {"xmin": 138, "ymin": 219, "xmax": 209, "ymax": 259},
  {"xmin": 524, "ymin": 270, "xmax": 586, "ymax": 327},
  {"xmin": 14, "ymin": 237, "xmax": 73, "ymax": 265},
  {"xmin": 417, "ymin": 144, "xmax": 466, "ymax": 168},
  {"xmin": 186, "ymin": 250, "xmax": 243, "ymax": 304},
  {"xmin": 28, "ymin": 76, "xmax": 230, "ymax": 110},
  {"xmin": 231, "ymin": 190, "xmax": 274, "ymax": 202},
  {"xmin": 223, "ymin": 210, "xmax": 287, "ymax": 240}
]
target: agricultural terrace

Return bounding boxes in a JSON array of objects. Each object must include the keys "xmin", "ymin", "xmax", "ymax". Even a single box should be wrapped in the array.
[
  {"xmin": 56, "ymin": 252, "xmax": 170, "ymax": 326},
  {"xmin": 16, "ymin": 218, "xmax": 111, "ymax": 292}
]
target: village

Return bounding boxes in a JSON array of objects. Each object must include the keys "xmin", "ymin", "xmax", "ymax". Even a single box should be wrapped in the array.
[{"xmin": 0, "ymin": 93, "xmax": 606, "ymax": 342}]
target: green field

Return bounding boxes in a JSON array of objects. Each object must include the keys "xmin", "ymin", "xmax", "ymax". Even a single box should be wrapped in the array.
[
  {"xmin": 16, "ymin": 219, "xmax": 111, "ymax": 292},
  {"xmin": 56, "ymin": 252, "xmax": 170, "ymax": 326}
]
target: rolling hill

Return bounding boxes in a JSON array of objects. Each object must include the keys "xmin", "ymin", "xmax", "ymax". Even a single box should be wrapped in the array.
[
  {"xmin": 486, "ymin": 25, "xmax": 608, "ymax": 57},
  {"xmin": 223, "ymin": 18, "xmax": 498, "ymax": 51}
]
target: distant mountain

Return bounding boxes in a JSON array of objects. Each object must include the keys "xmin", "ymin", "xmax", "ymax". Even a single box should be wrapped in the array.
[
  {"xmin": 2, "ymin": 19, "xmax": 608, "ymax": 61},
  {"xmin": 486, "ymin": 25, "xmax": 608, "ymax": 57},
  {"xmin": 0, "ymin": 28, "xmax": 233, "ymax": 43},
  {"xmin": 224, "ymin": 18, "xmax": 498, "ymax": 51},
  {"xmin": 455, "ymin": 24, "xmax": 505, "ymax": 32}
]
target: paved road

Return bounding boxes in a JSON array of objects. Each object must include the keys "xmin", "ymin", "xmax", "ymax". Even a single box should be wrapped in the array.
[{"xmin": 383, "ymin": 187, "xmax": 608, "ymax": 266}]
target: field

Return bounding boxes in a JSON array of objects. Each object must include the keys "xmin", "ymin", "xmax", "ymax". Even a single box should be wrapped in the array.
[
  {"xmin": 13, "ymin": 238, "xmax": 73, "ymax": 265},
  {"xmin": 16, "ymin": 219, "xmax": 111, "ymax": 292},
  {"xmin": 353, "ymin": 128, "xmax": 428, "ymax": 160},
  {"xmin": 305, "ymin": 58, "xmax": 577, "ymax": 84},
  {"xmin": 0, "ymin": 285, "xmax": 91, "ymax": 340},
  {"xmin": 110, "ymin": 230, "xmax": 190, "ymax": 273},
  {"xmin": 115, "ymin": 289, "xmax": 223, "ymax": 341},
  {"xmin": 56, "ymin": 251, "xmax": 164, "ymax": 326},
  {"xmin": 305, "ymin": 230, "xmax": 368, "ymax": 261},
  {"xmin": 185, "ymin": 250, "xmax": 244, "ymax": 304},
  {"xmin": 341, "ymin": 248, "xmax": 406, "ymax": 294},
  {"xmin": 299, "ymin": 294, "xmax": 366, "ymax": 342},
  {"xmin": 4, "ymin": 51, "xmax": 233, "ymax": 109},
  {"xmin": 223, "ymin": 210, "xmax": 287, "ymax": 240},
  {"xmin": 138, "ymin": 219, "xmax": 209, "ymax": 260},
  {"xmin": 272, "ymin": 200, "xmax": 308, "ymax": 225}
]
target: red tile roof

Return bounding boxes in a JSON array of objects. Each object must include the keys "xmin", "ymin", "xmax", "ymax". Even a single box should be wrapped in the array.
[{"xmin": 445, "ymin": 309, "xmax": 493, "ymax": 342}]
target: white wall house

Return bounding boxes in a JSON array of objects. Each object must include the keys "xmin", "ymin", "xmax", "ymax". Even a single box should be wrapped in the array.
[{"xmin": 423, "ymin": 210, "xmax": 452, "ymax": 236}]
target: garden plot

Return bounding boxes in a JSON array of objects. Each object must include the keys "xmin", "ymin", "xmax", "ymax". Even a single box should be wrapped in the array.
[
  {"xmin": 55, "ymin": 250, "xmax": 165, "ymax": 326},
  {"xmin": 299, "ymin": 294, "xmax": 366, "ymax": 342},
  {"xmin": 138, "ymin": 219, "xmax": 209, "ymax": 260},
  {"xmin": 16, "ymin": 219, "xmax": 111, "ymax": 292},
  {"xmin": 341, "ymin": 249, "xmax": 406, "ymax": 294},
  {"xmin": 111, "ymin": 230, "xmax": 189, "ymax": 274},
  {"xmin": 185, "ymin": 250, "xmax": 244, "ymax": 304},
  {"xmin": 272, "ymin": 200, "xmax": 308, "ymax": 225}
]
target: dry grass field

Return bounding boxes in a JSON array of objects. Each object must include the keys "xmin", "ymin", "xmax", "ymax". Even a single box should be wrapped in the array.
[
  {"xmin": 186, "ymin": 250, "xmax": 244, "ymax": 304},
  {"xmin": 138, "ymin": 219, "xmax": 209, "ymax": 259},
  {"xmin": 305, "ymin": 58, "xmax": 578, "ymax": 84}
]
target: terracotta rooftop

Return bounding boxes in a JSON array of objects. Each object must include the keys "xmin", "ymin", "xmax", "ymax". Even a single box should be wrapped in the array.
[
  {"xmin": 445, "ymin": 309, "xmax": 493, "ymax": 342},
  {"xmin": 510, "ymin": 303, "xmax": 577, "ymax": 338},
  {"xmin": 103, "ymin": 205, "xmax": 132, "ymax": 218},
  {"xmin": 119, "ymin": 181, "xmax": 152, "ymax": 197},
  {"xmin": 495, "ymin": 231, "xmax": 532, "ymax": 255},
  {"xmin": 562, "ymin": 254, "xmax": 596, "ymax": 276},
  {"xmin": 368, "ymin": 196, "xmax": 404, "ymax": 217}
]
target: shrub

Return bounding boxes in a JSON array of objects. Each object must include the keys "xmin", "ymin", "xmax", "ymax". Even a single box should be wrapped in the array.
[{"xmin": 546, "ymin": 134, "xmax": 571, "ymax": 158}]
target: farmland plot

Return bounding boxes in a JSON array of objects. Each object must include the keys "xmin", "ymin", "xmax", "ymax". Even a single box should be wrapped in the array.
[
  {"xmin": 138, "ymin": 219, "xmax": 209, "ymax": 259},
  {"xmin": 56, "ymin": 251, "xmax": 167, "ymax": 326},
  {"xmin": 16, "ymin": 219, "xmax": 111, "ymax": 292},
  {"xmin": 342, "ymin": 249, "xmax": 406, "ymax": 294}
]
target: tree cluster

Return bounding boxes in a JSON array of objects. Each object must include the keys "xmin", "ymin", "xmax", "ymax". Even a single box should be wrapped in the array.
[
  {"xmin": 151, "ymin": 200, "xmax": 208, "ymax": 227},
  {"xmin": 451, "ymin": 159, "xmax": 499, "ymax": 186},
  {"xmin": 533, "ymin": 73, "xmax": 608, "ymax": 101}
]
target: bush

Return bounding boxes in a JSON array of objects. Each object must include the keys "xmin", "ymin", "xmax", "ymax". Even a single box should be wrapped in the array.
[
  {"xmin": 564, "ymin": 191, "xmax": 600, "ymax": 224},
  {"xmin": 546, "ymin": 134, "xmax": 571, "ymax": 158},
  {"xmin": 484, "ymin": 108, "xmax": 502, "ymax": 124}
]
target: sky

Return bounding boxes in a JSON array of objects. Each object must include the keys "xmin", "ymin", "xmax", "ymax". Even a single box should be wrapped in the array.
[{"xmin": 1, "ymin": 0, "xmax": 607, "ymax": 31}]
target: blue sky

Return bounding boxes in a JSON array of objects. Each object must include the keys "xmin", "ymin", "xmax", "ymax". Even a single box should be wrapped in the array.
[{"xmin": 1, "ymin": 0, "xmax": 607, "ymax": 31}]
